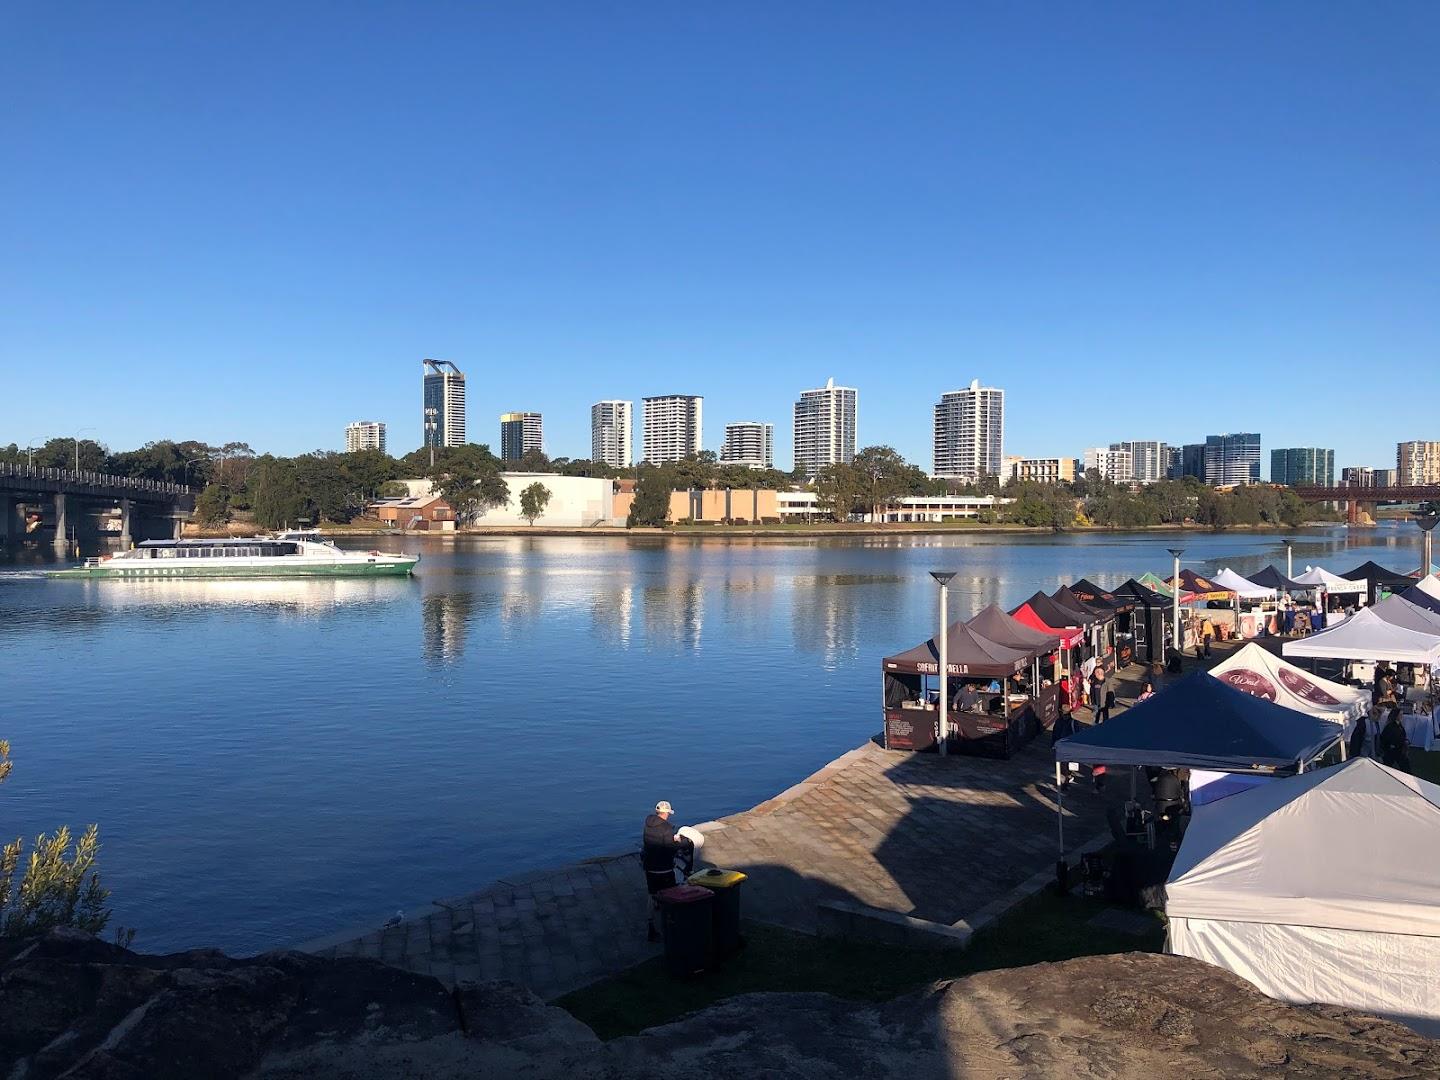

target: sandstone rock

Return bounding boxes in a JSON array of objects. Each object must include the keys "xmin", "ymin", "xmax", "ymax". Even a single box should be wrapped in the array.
[{"xmin": 2, "ymin": 931, "xmax": 1434, "ymax": 1079}]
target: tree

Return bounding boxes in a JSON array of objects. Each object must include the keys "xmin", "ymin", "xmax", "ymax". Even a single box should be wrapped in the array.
[
  {"xmin": 516, "ymin": 448, "xmax": 551, "ymax": 473},
  {"xmin": 194, "ymin": 483, "xmax": 232, "ymax": 526},
  {"xmin": 627, "ymin": 467, "xmax": 672, "ymax": 527},
  {"xmin": 427, "ymin": 445, "xmax": 510, "ymax": 524},
  {"xmin": 1, "ymin": 740, "xmax": 111, "ymax": 939},
  {"xmin": 249, "ymin": 456, "xmax": 307, "ymax": 529},
  {"xmin": 851, "ymin": 446, "xmax": 912, "ymax": 521},
  {"xmin": 519, "ymin": 482, "xmax": 552, "ymax": 525},
  {"xmin": 813, "ymin": 463, "xmax": 864, "ymax": 523}
]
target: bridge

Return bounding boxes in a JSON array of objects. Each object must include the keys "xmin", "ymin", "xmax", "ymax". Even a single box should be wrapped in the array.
[
  {"xmin": 0, "ymin": 464, "xmax": 195, "ymax": 553},
  {"xmin": 1293, "ymin": 484, "xmax": 1440, "ymax": 525}
]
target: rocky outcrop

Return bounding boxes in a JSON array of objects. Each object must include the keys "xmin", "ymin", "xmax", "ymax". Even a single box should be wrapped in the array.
[{"xmin": 2, "ymin": 930, "xmax": 1434, "ymax": 1079}]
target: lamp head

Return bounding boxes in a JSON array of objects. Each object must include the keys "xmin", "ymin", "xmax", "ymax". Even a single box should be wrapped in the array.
[
  {"xmin": 1166, "ymin": 547, "xmax": 1185, "ymax": 559},
  {"xmin": 929, "ymin": 571, "xmax": 957, "ymax": 586}
]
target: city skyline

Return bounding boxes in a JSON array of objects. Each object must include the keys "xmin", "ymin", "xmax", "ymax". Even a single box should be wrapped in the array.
[{"xmin": 4, "ymin": 8, "xmax": 1434, "ymax": 471}]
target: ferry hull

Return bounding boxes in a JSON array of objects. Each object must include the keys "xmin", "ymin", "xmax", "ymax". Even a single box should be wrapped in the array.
[{"xmin": 46, "ymin": 559, "xmax": 417, "ymax": 580}]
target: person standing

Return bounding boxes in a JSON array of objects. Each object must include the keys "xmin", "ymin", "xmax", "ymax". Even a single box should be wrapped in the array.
[
  {"xmin": 642, "ymin": 800, "xmax": 681, "ymax": 940},
  {"xmin": 1089, "ymin": 660, "xmax": 1106, "ymax": 717},
  {"xmin": 1096, "ymin": 688, "xmax": 1116, "ymax": 724},
  {"xmin": 1378, "ymin": 707, "xmax": 1410, "ymax": 772}
]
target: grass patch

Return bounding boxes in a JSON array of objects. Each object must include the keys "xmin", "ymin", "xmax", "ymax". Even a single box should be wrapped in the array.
[{"xmin": 557, "ymin": 888, "xmax": 1163, "ymax": 1040}]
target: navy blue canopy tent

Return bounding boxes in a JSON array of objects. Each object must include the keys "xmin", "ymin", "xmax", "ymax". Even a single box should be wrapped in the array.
[
  {"xmin": 1247, "ymin": 565, "xmax": 1307, "ymax": 593},
  {"xmin": 1053, "ymin": 671, "xmax": 1342, "ymax": 772},
  {"xmin": 1400, "ymin": 584, "xmax": 1440, "ymax": 615}
]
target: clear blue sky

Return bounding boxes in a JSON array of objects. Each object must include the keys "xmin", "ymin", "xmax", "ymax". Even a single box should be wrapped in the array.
[{"xmin": 3, "ymin": 3, "xmax": 1436, "ymax": 475}]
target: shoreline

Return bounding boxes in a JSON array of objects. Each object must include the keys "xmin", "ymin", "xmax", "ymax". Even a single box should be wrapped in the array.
[{"xmin": 185, "ymin": 520, "xmax": 1351, "ymax": 541}]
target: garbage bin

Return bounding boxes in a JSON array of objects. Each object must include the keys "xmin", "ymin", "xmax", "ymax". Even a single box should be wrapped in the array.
[
  {"xmin": 687, "ymin": 868, "xmax": 746, "ymax": 958},
  {"xmin": 656, "ymin": 884, "xmax": 714, "ymax": 978}
]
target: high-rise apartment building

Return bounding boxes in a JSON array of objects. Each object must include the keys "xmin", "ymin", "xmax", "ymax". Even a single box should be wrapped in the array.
[
  {"xmin": 720, "ymin": 422, "xmax": 774, "ymax": 470},
  {"xmin": 1083, "ymin": 446, "xmax": 1133, "ymax": 484},
  {"xmin": 499, "ymin": 412, "xmax": 543, "ymax": 462},
  {"xmin": 1397, "ymin": 441, "xmax": 1440, "ymax": 485},
  {"xmin": 590, "ymin": 400, "xmax": 633, "ymax": 469},
  {"xmin": 1203, "ymin": 433, "xmax": 1261, "ymax": 486},
  {"xmin": 932, "ymin": 380, "xmax": 1004, "ymax": 481},
  {"xmin": 1340, "ymin": 466, "xmax": 1376, "ymax": 488},
  {"xmin": 1110, "ymin": 441, "xmax": 1168, "ymax": 484},
  {"xmin": 1270, "ymin": 447, "xmax": 1334, "ymax": 487},
  {"xmin": 793, "ymin": 378, "xmax": 858, "ymax": 478},
  {"xmin": 1168, "ymin": 443, "xmax": 1206, "ymax": 480},
  {"xmin": 1003, "ymin": 456, "xmax": 1077, "ymax": 485},
  {"xmin": 642, "ymin": 395, "xmax": 703, "ymax": 463},
  {"xmin": 422, "ymin": 359, "xmax": 466, "ymax": 449},
  {"xmin": 345, "ymin": 420, "xmax": 386, "ymax": 454}
]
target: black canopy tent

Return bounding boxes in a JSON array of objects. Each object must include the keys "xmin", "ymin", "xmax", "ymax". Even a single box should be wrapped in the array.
[
  {"xmin": 882, "ymin": 615, "xmax": 1054, "ymax": 757},
  {"xmin": 1054, "ymin": 585, "xmax": 1120, "ymax": 671},
  {"xmin": 1111, "ymin": 578, "xmax": 1174, "ymax": 664},
  {"xmin": 1247, "ymin": 565, "xmax": 1308, "ymax": 593},
  {"xmin": 1400, "ymin": 584, "xmax": 1440, "ymax": 616},
  {"xmin": 1340, "ymin": 560, "xmax": 1415, "ymax": 606},
  {"xmin": 1070, "ymin": 579, "xmax": 1137, "ymax": 668}
]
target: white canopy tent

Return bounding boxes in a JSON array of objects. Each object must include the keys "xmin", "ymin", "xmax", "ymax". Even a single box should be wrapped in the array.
[
  {"xmin": 1211, "ymin": 567, "xmax": 1275, "ymax": 600},
  {"xmin": 1283, "ymin": 607, "xmax": 1440, "ymax": 665},
  {"xmin": 1208, "ymin": 642, "xmax": 1369, "ymax": 726},
  {"xmin": 1167, "ymin": 758, "xmax": 1440, "ymax": 1036},
  {"xmin": 1291, "ymin": 565, "xmax": 1366, "ymax": 593},
  {"xmin": 1415, "ymin": 574, "xmax": 1440, "ymax": 603}
]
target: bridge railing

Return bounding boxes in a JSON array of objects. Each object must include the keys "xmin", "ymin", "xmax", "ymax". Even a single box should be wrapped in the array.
[{"xmin": 0, "ymin": 462, "xmax": 194, "ymax": 496}]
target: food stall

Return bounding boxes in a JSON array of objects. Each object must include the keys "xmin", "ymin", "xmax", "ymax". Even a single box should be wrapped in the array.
[
  {"xmin": 1070, "ymin": 578, "xmax": 1138, "ymax": 668},
  {"xmin": 881, "ymin": 612, "xmax": 1057, "ymax": 758},
  {"xmin": 1210, "ymin": 567, "xmax": 1277, "ymax": 639},
  {"xmin": 1011, "ymin": 591, "xmax": 1091, "ymax": 710}
]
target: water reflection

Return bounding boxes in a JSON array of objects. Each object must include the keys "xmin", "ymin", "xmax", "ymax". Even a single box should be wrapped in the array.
[{"xmin": 422, "ymin": 592, "xmax": 476, "ymax": 666}]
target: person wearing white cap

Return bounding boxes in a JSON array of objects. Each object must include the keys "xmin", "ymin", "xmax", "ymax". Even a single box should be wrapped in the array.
[{"xmin": 642, "ymin": 800, "xmax": 682, "ymax": 940}]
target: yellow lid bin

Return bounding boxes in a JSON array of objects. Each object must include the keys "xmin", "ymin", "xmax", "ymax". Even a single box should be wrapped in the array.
[{"xmin": 688, "ymin": 868, "xmax": 747, "ymax": 890}]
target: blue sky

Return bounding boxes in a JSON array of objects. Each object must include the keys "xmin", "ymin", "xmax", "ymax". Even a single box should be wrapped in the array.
[{"xmin": 2, "ymin": 3, "xmax": 1436, "ymax": 475}]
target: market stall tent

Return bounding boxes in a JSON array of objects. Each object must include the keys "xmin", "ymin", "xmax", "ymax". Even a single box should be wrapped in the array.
[
  {"xmin": 1009, "ymin": 591, "xmax": 1087, "ymax": 646},
  {"xmin": 1207, "ymin": 642, "xmax": 1369, "ymax": 726},
  {"xmin": 1283, "ymin": 607, "xmax": 1440, "ymax": 665},
  {"xmin": 1211, "ymin": 567, "xmax": 1276, "ymax": 599},
  {"xmin": 1167, "ymin": 757, "xmax": 1440, "ymax": 1036},
  {"xmin": 966, "ymin": 603, "xmax": 1061, "ymax": 653},
  {"xmin": 1069, "ymin": 578, "xmax": 1136, "ymax": 614},
  {"xmin": 1166, "ymin": 568, "xmax": 1232, "ymax": 602},
  {"xmin": 1247, "ymin": 565, "xmax": 1308, "ymax": 593},
  {"xmin": 1138, "ymin": 570, "xmax": 1198, "ymax": 604},
  {"xmin": 1291, "ymin": 565, "xmax": 1366, "ymax": 593},
  {"xmin": 1339, "ymin": 560, "xmax": 1414, "ymax": 603},
  {"xmin": 1368, "ymin": 594, "xmax": 1440, "ymax": 637},
  {"xmin": 1414, "ymin": 574, "xmax": 1440, "ymax": 603},
  {"xmin": 1053, "ymin": 671, "xmax": 1342, "ymax": 772},
  {"xmin": 1399, "ymin": 582, "xmax": 1440, "ymax": 616}
]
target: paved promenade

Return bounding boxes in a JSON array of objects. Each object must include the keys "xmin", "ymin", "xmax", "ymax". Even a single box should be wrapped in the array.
[{"xmin": 306, "ymin": 642, "xmax": 1241, "ymax": 1000}]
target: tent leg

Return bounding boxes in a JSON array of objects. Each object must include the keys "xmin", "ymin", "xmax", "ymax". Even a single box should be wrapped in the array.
[{"xmin": 1055, "ymin": 762, "xmax": 1065, "ymax": 854}]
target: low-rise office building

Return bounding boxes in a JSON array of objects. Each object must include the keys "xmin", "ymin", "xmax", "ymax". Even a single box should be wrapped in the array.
[{"xmin": 372, "ymin": 494, "xmax": 455, "ymax": 531}]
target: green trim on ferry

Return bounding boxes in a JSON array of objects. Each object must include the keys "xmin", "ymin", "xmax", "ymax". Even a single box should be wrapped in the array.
[{"xmin": 46, "ymin": 559, "xmax": 417, "ymax": 580}]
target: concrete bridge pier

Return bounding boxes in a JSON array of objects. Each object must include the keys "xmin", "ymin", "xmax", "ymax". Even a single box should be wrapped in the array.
[
  {"xmin": 119, "ymin": 498, "xmax": 133, "ymax": 549},
  {"xmin": 52, "ymin": 492, "xmax": 69, "ymax": 554},
  {"xmin": 0, "ymin": 497, "xmax": 19, "ymax": 547}
]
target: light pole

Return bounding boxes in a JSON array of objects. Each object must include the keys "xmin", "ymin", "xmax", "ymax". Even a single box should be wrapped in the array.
[
  {"xmin": 1283, "ymin": 538, "xmax": 1294, "ymax": 582},
  {"xmin": 930, "ymin": 571, "xmax": 957, "ymax": 755},
  {"xmin": 183, "ymin": 457, "xmax": 208, "ymax": 489},
  {"xmin": 1167, "ymin": 547, "xmax": 1185, "ymax": 657},
  {"xmin": 1419, "ymin": 512, "xmax": 1439, "ymax": 580},
  {"xmin": 73, "ymin": 427, "xmax": 96, "ymax": 473},
  {"xmin": 424, "ymin": 407, "xmax": 439, "ymax": 470}
]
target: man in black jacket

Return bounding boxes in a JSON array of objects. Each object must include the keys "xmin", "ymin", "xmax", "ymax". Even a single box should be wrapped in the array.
[{"xmin": 643, "ymin": 800, "xmax": 681, "ymax": 940}]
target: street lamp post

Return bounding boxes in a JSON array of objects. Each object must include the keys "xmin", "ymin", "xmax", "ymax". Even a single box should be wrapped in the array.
[
  {"xmin": 183, "ymin": 457, "xmax": 208, "ymax": 489},
  {"xmin": 424, "ymin": 408, "xmax": 439, "ymax": 469},
  {"xmin": 930, "ymin": 571, "xmax": 957, "ymax": 756},
  {"xmin": 1283, "ymin": 538, "xmax": 1294, "ymax": 582},
  {"xmin": 73, "ymin": 427, "xmax": 96, "ymax": 473},
  {"xmin": 1419, "ymin": 513, "xmax": 1439, "ymax": 581},
  {"xmin": 1167, "ymin": 548, "xmax": 1185, "ymax": 657}
]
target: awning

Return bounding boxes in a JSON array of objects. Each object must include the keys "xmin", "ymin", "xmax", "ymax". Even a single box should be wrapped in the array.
[
  {"xmin": 966, "ymin": 603, "xmax": 1061, "ymax": 653},
  {"xmin": 1166, "ymin": 568, "xmax": 1233, "ymax": 602},
  {"xmin": 1282, "ymin": 607, "xmax": 1440, "ymax": 665},
  {"xmin": 1339, "ymin": 560, "xmax": 1415, "ymax": 592},
  {"xmin": 883, "ymin": 619, "xmax": 1035, "ymax": 678},
  {"xmin": 1053, "ymin": 671, "xmax": 1342, "ymax": 771},
  {"xmin": 1053, "ymin": 585, "xmax": 1113, "ymax": 623},
  {"xmin": 1068, "ymin": 578, "xmax": 1136, "ymax": 614},
  {"xmin": 1011, "ymin": 590, "xmax": 1091, "ymax": 632},
  {"xmin": 1113, "ymin": 577, "xmax": 1174, "ymax": 608},
  {"xmin": 1137, "ymin": 571, "xmax": 1199, "ymax": 604}
]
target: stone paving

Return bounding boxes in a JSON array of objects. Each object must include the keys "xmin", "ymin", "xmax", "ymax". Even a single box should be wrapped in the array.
[{"xmin": 305, "ymin": 640, "xmax": 1243, "ymax": 1000}]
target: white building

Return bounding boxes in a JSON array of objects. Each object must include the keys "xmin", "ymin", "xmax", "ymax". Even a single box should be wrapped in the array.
[
  {"xmin": 345, "ymin": 420, "xmax": 386, "ymax": 454},
  {"xmin": 1084, "ymin": 446, "xmax": 1134, "ymax": 483},
  {"xmin": 1111, "ymin": 440, "xmax": 1168, "ymax": 484},
  {"xmin": 932, "ymin": 380, "xmax": 1004, "ymax": 481},
  {"xmin": 591, "ymin": 400, "xmax": 633, "ymax": 468},
  {"xmin": 774, "ymin": 490, "xmax": 1008, "ymax": 523},
  {"xmin": 398, "ymin": 474, "xmax": 622, "ymax": 527},
  {"xmin": 793, "ymin": 378, "xmax": 857, "ymax": 478},
  {"xmin": 642, "ymin": 395, "xmax": 703, "ymax": 463},
  {"xmin": 1397, "ymin": 441, "xmax": 1440, "ymax": 485},
  {"xmin": 422, "ymin": 359, "xmax": 467, "ymax": 448},
  {"xmin": 720, "ymin": 422, "xmax": 774, "ymax": 469}
]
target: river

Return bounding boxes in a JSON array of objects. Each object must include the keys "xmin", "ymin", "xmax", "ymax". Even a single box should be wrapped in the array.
[{"xmin": 0, "ymin": 526, "xmax": 1423, "ymax": 953}]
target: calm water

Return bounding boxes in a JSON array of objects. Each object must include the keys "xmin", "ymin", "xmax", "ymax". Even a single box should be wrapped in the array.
[{"xmin": 0, "ymin": 527, "xmax": 1424, "ymax": 953}]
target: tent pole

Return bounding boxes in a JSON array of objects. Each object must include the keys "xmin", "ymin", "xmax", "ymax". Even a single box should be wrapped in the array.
[{"xmin": 1055, "ymin": 762, "xmax": 1065, "ymax": 856}]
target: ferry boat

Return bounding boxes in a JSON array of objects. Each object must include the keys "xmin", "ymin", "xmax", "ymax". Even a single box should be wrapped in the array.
[{"xmin": 46, "ymin": 531, "xmax": 418, "ymax": 579}]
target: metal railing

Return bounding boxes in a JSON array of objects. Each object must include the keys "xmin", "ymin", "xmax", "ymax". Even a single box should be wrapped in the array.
[{"xmin": 0, "ymin": 462, "xmax": 194, "ymax": 495}]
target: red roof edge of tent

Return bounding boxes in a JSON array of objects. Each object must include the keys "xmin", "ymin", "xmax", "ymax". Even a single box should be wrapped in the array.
[{"xmin": 1010, "ymin": 603, "xmax": 1086, "ymax": 646}]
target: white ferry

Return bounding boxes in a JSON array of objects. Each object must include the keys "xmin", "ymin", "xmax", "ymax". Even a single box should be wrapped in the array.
[{"xmin": 46, "ymin": 531, "xmax": 418, "ymax": 579}]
